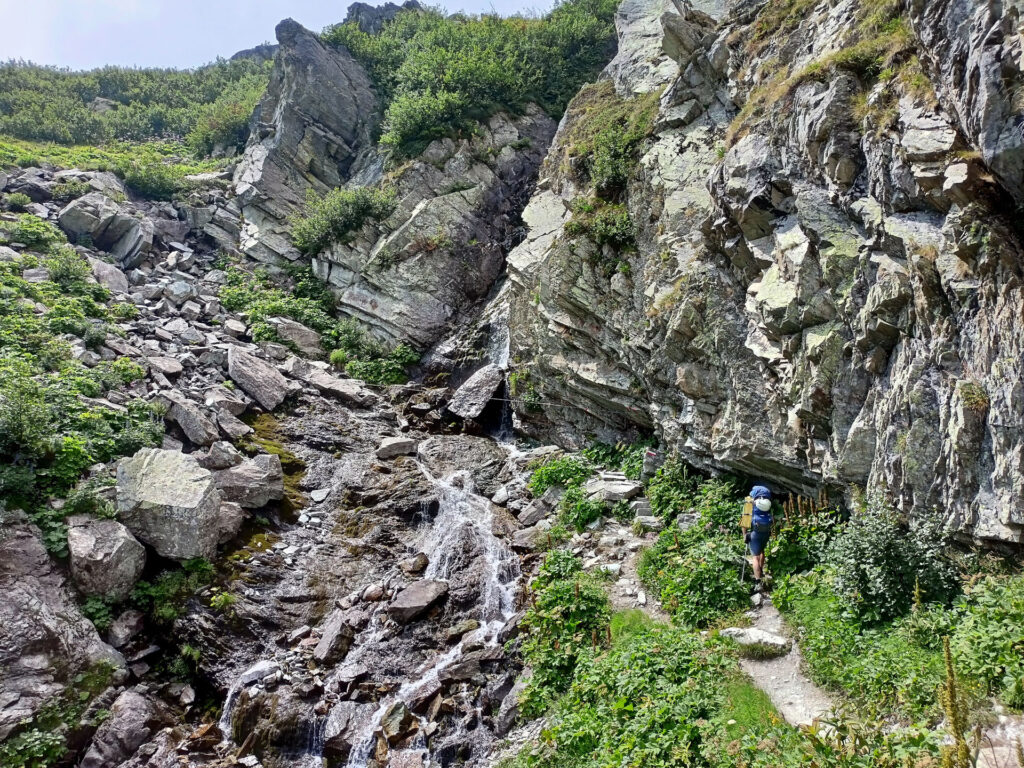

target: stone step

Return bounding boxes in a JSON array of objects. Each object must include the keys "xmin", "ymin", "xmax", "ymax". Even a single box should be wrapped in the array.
[{"xmin": 629, "ymin": 498, "xmax": 651, "ymax": 516}]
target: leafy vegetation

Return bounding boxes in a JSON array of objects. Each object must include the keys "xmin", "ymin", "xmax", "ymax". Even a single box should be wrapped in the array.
[
  {"xmin": 527, "ymin": 454, "xmax": 593, "ymax": 496},
  {"xmin": 0, "ymin": 663, "xmax": 115, "ymax": 768},
  {"xmin": 131, "ymin": 558, "xmax": 216, "ymax": 625},
  {"xmin": 218, "ymin": 264, "xmax": 419, "ymax": 385},
  {"xmin": 0, "ymin": 136, "xmax": 230, "ymax": 200},
  {"xmin": 0, "ymin": 58, "xmax": 269, "ymax": 149},
  {"xmin": 517, "ymin": 550, "xmax": 611, "ymax": 717},
  {"xmin": 825, "ymin": 498, "xmax": 959, "ymax": 623},
  {"xmin": 0, "ymin": 239, "xmax": 162, "ymax": 551},
  {"xmin": 322, "ymin": 0, "xmax": 619, "ymax": 156},
  {"xmin": 290, "ymin": 186, "xmax": 396, "ymax": 255},
  {"xmin": 582, "ymin": 439, "xmax": 653, "ymax": 481}
]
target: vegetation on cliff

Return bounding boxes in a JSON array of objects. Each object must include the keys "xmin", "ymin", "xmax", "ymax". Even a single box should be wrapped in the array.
[{"xmin": 322, "ymin": 0, "xmax": 619, "ymax": 155}]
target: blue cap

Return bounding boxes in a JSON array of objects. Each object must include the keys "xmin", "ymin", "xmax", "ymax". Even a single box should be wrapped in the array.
[{"xmin": 750, "ymin": 485, "xmax": 771, "ymax": 499}]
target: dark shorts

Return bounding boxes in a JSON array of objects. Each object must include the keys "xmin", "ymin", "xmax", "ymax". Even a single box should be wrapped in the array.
[{"xmin": 749, "ymin": 529, "xmax": 770, "ymax": 556}]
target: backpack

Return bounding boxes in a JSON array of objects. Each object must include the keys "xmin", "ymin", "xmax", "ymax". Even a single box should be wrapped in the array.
[{"xmin": 749, "ymin": 485, "xmax": 773, "ymax": 532}]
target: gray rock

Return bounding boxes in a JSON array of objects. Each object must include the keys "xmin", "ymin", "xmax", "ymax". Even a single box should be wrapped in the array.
[
  {"xmin": 214, "ymin": 454, "xmax": 284, "ymax": 508},
  {"xmin": 57, "ymin": 192, "xmax": 152, "ymax": 267},
  {"xmin": 116, "ymin": 448, "xmax": 222, "ymax": 560},
  {"xmin": 227, "ymin": 345, "xmax": 290, "ymax": 411},
  {"xmin": 720, "ymin": 627, "xmax": 791, "ymax": 655},
  {"xmin": 163, "ymin": 392, "xmax": 220, "ymax": 447},
  {"xmin": 387, "ymin": 579, "xmax": 448, "ymax": 623},
  {"xmin": 67, "ymin": 517, "xmax": 146, "ymax": 601},
  {"xmin": 147, "ymin": 356, "xmax": 183, "ymax": 377},
  {"xmin": 79, "ymin": 689, "xmax": 171, "ymax": 768},
  {"xmin": 269, "ymin": 317, "xmax": 324, "ymax": 358},
  {"xmin": 0, "ymin": 524, "xmax": 122, "ymax": 740},
  {"xmin": 313, "ymin": 608, "xmax": 358, "ymax": 663},
  {"xmin": 87, "ymin": 256, "xmax": 129, "ymax": 293},
  {"xmin": 447, "ymin": 364, "xmax": 504, "ymax": 419},
  {"xmin": 415, "ymin": 435, "xmax": 507, "ymax": 495},
  {"xmin": 377, "ymin": 436, "xmax": 418, "ymax": 459},
  {"xmin": 199, "ymin": 441, "xmax": 245, "ymax": 470},
  {"xmin": 216, "ymin": 502, "xmax": 247, "ymax": 544},
  {"xmin": 107, "ymin": 610, "xmax": 145, "ymax": 649}
]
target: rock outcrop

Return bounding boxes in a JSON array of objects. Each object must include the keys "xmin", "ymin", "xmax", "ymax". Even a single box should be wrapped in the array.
[
  {"xmin": 503, "ymin": 0, "xmax": 1024, "ymax": 543},
  {"xmin": 0, "ymin": 522, "xmax": 122, "ymax": 740}
]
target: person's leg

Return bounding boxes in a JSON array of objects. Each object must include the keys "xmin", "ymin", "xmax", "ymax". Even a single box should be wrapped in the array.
[{"xmin": 753, "ymin": 553, "xmax": 765, "ymax": 579}]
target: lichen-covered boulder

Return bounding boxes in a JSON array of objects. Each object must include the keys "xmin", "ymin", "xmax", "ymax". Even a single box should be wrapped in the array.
[{"xmin": 116, "ymin": 448, "xmax": 222, "ymax": 560}]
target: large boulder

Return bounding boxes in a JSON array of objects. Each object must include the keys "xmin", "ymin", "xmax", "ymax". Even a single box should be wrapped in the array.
[
  {"xmin": 78, "ymin": 689, "xmax": 172, "ymax": 768},
  {"xmin": 387, "ymin": 579, "xmax": 448, "ymax": 623},
  {"xmin": 446, "ymin": 364, "xmax": 504, "ymax": 420},
  {"xmin": 213, "ymin": 454, "xmax": 284, "ymax": 508},
  {"xmin": 67, "ymin": 516, "xmax": 146, "ymax": 601},
  {"xmin": 57, "ymin": 192, "xmax": 153, "ymax": 268},
  {"xmin": 227, "ymin": 346, "xmax": 291, "ymax": 411},
  {"xmin": 116, "ymin": 448, "xmax": 222, "ymax": 560},
  {"xmin": 0, "ymin": 522, "xmax": 122, "ymax": 740}
]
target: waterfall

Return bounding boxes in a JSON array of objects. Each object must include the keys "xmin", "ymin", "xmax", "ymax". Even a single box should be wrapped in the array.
[
  {"xmin": 218, "ymin": 453, "xmax": 522, "ymax": 768},
  {"xmin": 341, "ymin": 465, "xmax": 521, "ymax": 767}
]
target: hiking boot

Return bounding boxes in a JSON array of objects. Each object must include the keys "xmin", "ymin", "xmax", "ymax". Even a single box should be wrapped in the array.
[{"xmin": 752, "ymin": 579, "xmax": 763, "ymax": 594}]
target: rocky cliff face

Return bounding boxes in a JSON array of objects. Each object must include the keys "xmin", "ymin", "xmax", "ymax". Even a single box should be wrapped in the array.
[{"xmin": 505, "ymin": 0, "xmax": 1024, "ymax": 544}]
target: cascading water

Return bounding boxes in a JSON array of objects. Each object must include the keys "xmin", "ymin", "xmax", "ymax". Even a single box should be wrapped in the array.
[
  {"xmin": 218, "ymin": 454, "xmax": 523, "ymax": 768},
  {"xmin": 341, "ymin": 465, "xmax": 521, "ymax": 767}
]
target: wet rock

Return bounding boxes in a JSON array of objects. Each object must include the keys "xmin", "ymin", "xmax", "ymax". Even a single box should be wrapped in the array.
[
  {"xmin": 67, "ymin": 516, "xmax": 146, "ymax": 601},
  {"xmin": 322, "ymin": 701, "xmax": 377, "ymax": 764},
  {"xmin": 79, "ymin": 689, "xmax": 172, "ymax": 768},
  {"xmin": 382, "ymin": 701, "xmax": 418, "ymax": 744},
  {"xmin": 377, "ymin": 436, "xmax": 418, "ymax": 459},
  {"xmin": 214, "ymin": 454, "xmax": 284, "ymax": 508},
  {"xmin": 227, "ymin": 346, "xmax": 291, "ymax": 411},
  {"xmin": 444, "ymin": 618, "xmax": 480, "ymax": 643},
  {"xmin": 313, "ymin": 608, "xmax": 361, "ymax": 664},
  {"xmin": 446, "ymin": 364, "xmax": 504, "ymax": 419},
  {"xmin": 387, "ymin": 579, "xmax": 449, "ymax": 623},
  {"xmin": 398, "ymin": 552, "xmax": 429, "ymax": 574},
  {"xmin": 116, "ymin": 448, "xmax": 222, "ymax": 560},
  {"xmin": 416, "ymin": 435, "xmax": 507, "ymax": 496}
]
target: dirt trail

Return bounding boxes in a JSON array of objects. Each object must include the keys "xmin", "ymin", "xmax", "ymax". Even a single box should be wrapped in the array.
[{"xmin": 735, "ymin": 597, "xmax": 834, "ymax": 727}]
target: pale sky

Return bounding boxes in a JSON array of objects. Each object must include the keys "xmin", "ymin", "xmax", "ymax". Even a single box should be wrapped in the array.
[{"xmin": 0, "ymin": 0, "xmax": 549, "ymax": 71}]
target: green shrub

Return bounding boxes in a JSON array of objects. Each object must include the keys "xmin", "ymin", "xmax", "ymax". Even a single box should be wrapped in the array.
[
  {"xmin": 582, "ymin": 439, "xmax": 653, "ymax": 481},
  {"xmin": 4, "ymin": 191, "xmax": 32, "ymax": 211},
  {"xmin": 290, "ymin": 186, "xmax": 396, "ymax": 255},
  {"xmin": 645, "ymin": 455, "xmax": 698, "ymax": 519},
  {"xmin": 565, "ymin": 199, "xmax": 635, "ymax": 250},
  {"xmin": 80, "ymin": 596, "xmax": 114, "ymax": 631},
  {"xmin": 328, "ymin": 348, "xmax": 348, "ymax": 369},
  {"xmin": 132, "ymin": 558, "xmax": 215, "ymax": 624},
  {"xmin": 0, "ymin": 728, "xmax": 68, "ymax": 768},
  {"xmin": 527, "ymin": 454, "xmax": 592, "ymax": 496},
  {"xmin": 323, "ymin": 0, "xmax": 618, "ymax": 156},
  {"xmin": 44, "ymin": 245, "xmax": 91, "ymax": 289},
  {"xmin": 50, "ymin": 180, "xmax": 91, "ymax": 201},
  {"xmin": 5, "ymin": 214, "xmax": 65, "ymax": 248},
  {"xmin": 519, "ymin": 550, "xmax": 611, "ymax": 717},
  {"xmin": 558, "ymin": 484, "xmax": 605, "ymax": 531},
  {"xmin": 951, "ymin": 575, "xmax": 1024, "ymax": 704},
  {"xmin": 185, "ymin": 74, "xmax": 266, "ymax": 155},
  {"xmin": 825, "ymin": 499, "xmax": 959, "ymax": 623},
  {"xmin": 344, "ymin": 343, "xmax": 419, "ymax": 385}
]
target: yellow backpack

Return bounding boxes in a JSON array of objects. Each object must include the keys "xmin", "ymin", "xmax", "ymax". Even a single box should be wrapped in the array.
[{"xmin": 739, "ymin": 496, "xmax": 753, "ymax": 530}]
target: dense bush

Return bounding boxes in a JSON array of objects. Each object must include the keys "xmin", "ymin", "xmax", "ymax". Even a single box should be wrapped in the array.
[
  {"xmin": 185, "ymin": 73, "xmax": 267, "ymax": 155},
  {"xmin": 527, "ymin": 454, "xmax": 593, "ymax": 496},
  {"xmin": 0, "ymin": 58, "xmax": 270, "ymax": 149},
  {"xmin": 323, "ymin": 0, "xmax": 618, "ymax": 155},
  {"xmin": 825, "ymin": 499, "xmax": 959, "ymax": 623},
  {"xmin": 645, "ymin": 455, "xmax": 698, "ymax": 519},
  {"xmin": 564, "ymin": 199, "xmax": 636, "ymax": 251},
  {"xmin": 518, "ymin": 550, "xmax": 611, "ymax": 717},
  {"xmin": 951, "ymin": 575, "xmax": 1024, "ymax": 706},
  {"xmin": 558, "ymin": 484, "xmax": 606, "ymax": 531},
  {"xmin": 581, "ymin": 439, "xmax": 654, "ymax": 481},
  {"xmin": 290, "ymin": 186, "xmax": 396, "ymax": 255},
  {"xmin": 131, "ymin": 558, "xmax": 215, "ymax": 624},
  {"xmin": 4, "ymin": 191, "xmax": 31, "ymax": 210}
]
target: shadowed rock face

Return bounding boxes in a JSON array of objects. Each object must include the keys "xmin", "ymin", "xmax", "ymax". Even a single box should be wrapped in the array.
[{"xmin": 503, "ymin": 0, "xmax": 1024, "ymax": 544}]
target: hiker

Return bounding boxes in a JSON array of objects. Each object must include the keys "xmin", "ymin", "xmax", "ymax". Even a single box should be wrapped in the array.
[{"xmin": 745, "ymin": 485, "xmax": 773, "ymax": 589}]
